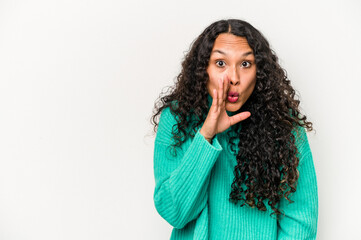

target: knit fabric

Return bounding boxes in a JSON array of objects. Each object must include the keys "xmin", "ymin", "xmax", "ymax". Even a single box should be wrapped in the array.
[{"xmin": 153, "ymin": 97, "xmax": 318, "ymax": 240}]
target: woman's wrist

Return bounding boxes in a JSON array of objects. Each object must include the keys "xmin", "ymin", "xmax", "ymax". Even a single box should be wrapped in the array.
[{"xmin": 200, "ymin": 128, "xmax": 214, "ymax": 143}]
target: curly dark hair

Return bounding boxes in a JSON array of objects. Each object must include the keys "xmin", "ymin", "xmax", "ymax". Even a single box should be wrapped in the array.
[{"xmin": 150, "ymin": 19, "xmax": 313, "ymax": 219}]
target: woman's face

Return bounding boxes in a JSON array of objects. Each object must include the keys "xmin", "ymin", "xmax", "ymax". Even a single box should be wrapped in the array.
[{"xmin": 206, "ymin": 33, "xmax": 257, "ymax": 112}]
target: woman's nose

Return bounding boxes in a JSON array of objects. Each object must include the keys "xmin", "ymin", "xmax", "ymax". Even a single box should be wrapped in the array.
[{"xmin": 227, "ymin": 68, "xmax": 240, "ymax": 86}]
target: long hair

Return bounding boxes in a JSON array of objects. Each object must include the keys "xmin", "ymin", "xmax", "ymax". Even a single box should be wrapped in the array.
[{"xmin": 150, "ymin": 19, "xmax": 313, "ymax": 219}]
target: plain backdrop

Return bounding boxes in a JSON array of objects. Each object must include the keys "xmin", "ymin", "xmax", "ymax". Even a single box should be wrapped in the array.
[{"xmin": 0, "ymin": 0, "xmax": 360, "ymax": 239}]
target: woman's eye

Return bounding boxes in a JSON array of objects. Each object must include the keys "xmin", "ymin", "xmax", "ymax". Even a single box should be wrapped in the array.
[
  {"xmin": 215, "ymin": 60, "xmax": 225, "ymax": 67},
  {"xmin": 241, "ymin": 61, "xmax": 251, "ymax": 68}
]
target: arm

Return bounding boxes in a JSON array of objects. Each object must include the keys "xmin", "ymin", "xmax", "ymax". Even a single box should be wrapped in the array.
[
  {"xmin": 153, "ymin": 107, "xmax": 223, "ymax": 229},
  {"xmin": 277, "ymin": 126, "xmax": 319, "ymax": 239}
]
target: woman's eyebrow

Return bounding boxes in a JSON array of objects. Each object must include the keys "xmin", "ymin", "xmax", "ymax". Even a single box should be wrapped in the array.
[{"xmin": 211, "ymin": 49, "xmax": 254, "ymax": 57}]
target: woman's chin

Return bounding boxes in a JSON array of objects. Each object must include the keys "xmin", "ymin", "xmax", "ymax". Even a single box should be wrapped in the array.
[{"xmin": 226, "ymin": 102, "xmax": 242, "ymax": 112}]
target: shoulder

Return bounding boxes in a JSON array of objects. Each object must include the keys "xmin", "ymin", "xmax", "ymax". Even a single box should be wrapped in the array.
[
  {"xmin": 158, "ymin": 104, "xmax": 179, "ymax": 129},
  {"xmin": 155, "ymin": 104, "xmax": 179, "ymax": 144}
]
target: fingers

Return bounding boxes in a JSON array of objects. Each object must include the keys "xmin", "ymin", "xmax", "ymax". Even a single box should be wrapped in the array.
[
  {"xmin": 218, "ymin": 77, "xmax": 223, "ymax": 104},
  {"xmin": 211, "ymin": 88, "xmax": 218, "ymax": 110},
  {"xmin": 229, "ymin": 111, "xmax": 251, "ymax": 126},
  {"xmin": 211, "ymin": 75, "xmax": 229, "ymax": 112},
  {"xmin": 219, "ymin": 75, "xmax": 229, "ymax": 105},
  {"xmin": 223, "ymin": 75, "xmax": 229, "ymax": 101}
]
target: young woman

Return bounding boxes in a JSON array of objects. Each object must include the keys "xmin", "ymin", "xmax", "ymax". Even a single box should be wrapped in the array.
[{"xmin": 151, "ymin": 19, "xmax": 318, "ymax": 239}]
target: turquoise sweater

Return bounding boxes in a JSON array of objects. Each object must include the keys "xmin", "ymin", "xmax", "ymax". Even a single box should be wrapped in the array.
[{"xmin": 153, "ymin": 99, "xmax": 318, "ymax": 239}]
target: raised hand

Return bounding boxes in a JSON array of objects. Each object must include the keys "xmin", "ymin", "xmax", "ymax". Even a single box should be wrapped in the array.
[{"xmin": 200, "ymin": 75, "xmax": 251, "ymax": 142}]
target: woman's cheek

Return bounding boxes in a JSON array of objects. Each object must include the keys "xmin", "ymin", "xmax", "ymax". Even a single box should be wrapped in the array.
[{"xmin": 211, "ymin": 73, "xmax": 221, "ymax": 87}]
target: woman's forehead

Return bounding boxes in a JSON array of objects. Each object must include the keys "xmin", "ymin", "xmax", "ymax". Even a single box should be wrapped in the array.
[{"xmin": 211, "ymin": 33, "xmax": 253, "ymax": 55}]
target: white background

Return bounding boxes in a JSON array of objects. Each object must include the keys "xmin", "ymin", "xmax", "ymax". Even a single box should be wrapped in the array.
[{"xmin": 0, "ymin": 0, "xmax": 360, "ymax": 239}]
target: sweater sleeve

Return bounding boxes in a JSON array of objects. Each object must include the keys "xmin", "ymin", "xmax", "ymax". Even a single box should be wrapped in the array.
[
  {"xmin": 153, "ymin": 107, "xmax": 223, "ymax": 229},
  {"xmin": 277, "ymin": 126, "xmax": 319, "ymax": 240}
]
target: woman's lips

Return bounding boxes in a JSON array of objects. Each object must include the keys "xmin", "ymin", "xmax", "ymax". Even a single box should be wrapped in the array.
[
  {"xmin": 227, "ymin": 91, "xmax": 239, "ymax": 103},
  {"xmin": 228, "ymin": 91, "xmax": 239, "ymax": 97},
  {"xmin": 227, "ymin": 96, "xmax": 238, "ymax": 103}
]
